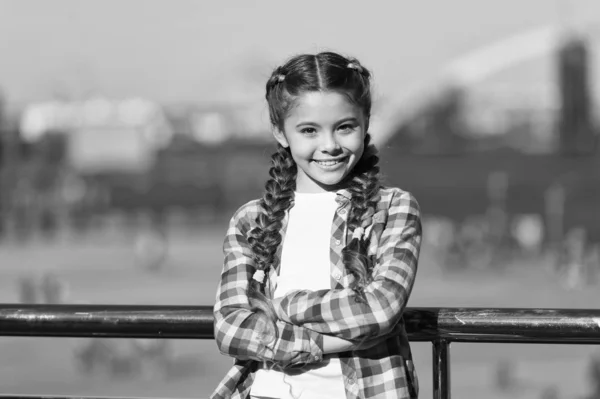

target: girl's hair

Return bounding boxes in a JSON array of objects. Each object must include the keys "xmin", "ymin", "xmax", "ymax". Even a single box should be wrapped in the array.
[
  {"xmin": 266, "ymin": 51, "xmax": 372, "ymax": 131},
  {"xmin": 247, "ymin": 51, "xmax": 381, "ymax": 342}
]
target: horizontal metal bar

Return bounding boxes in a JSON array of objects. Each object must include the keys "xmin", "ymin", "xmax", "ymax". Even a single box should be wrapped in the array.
[
  {"xmin": 1, "ymin": 305, "xmax": 600, "ymax": 343},
  {"xmin": 404, "ymin": 307, "xmax": 600, "ymax": 344},
  {"xmin": 0, "ymin": 396, "xmax": 181, "ymax": 399},
  {"xmin": 0, "ymin": 304, "xmax": 214, "ymax": 339}
]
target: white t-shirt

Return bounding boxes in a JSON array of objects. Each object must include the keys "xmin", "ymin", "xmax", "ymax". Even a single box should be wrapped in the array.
[{"xmin": 251, "ymin": 191, "xmax": 346, "ymax": 399}]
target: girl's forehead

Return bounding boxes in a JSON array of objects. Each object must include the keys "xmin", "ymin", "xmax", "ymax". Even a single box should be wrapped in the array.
[{"xmin": 287, "ymin": 91, "xmax": 363, "ymax": 121}]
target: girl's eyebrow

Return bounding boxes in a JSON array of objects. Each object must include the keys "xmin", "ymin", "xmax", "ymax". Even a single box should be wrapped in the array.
[
  {"xmin": 295, "ymin": 117, "xmax": 359, "ymax": 128},
  {"xmin": 336, "ymin": 117, "xmax": 359, "ymax": 125}
]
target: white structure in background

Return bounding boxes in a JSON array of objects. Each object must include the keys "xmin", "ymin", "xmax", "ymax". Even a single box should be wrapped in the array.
[
  {"xmin": 184, "ymin": 101, "xmax": 271, "ymax": 145},
  {"xmin": 460, "ymin": 83, "xmax": 559, "ymax": 153},
  {"xmin": 184, "ymin": 55, "xmax": 274, "ymax": 145},
  {"xmin": 191, "ymin": 111, "xmax": 229, "ymax": 145},
  {"xmin": 461, "ymin": 83, "xmax": 557, "ymax": 135},
  {"xmin": 19, "ymin": 97, "xmax": 174, "ymax": 173},
  {"xmin": 373, "ymin": 22, "xmax": 600, "ymax": 147}
]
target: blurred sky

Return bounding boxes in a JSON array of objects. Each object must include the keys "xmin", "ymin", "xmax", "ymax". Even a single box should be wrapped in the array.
[{"xmin": 1, "ymin": 0, "xmax": 600, "ymax": 111}]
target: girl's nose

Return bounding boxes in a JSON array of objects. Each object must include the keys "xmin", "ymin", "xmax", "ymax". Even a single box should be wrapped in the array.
[{"xmin": 320, "ymin": 133, "xmax": 341, "ymax": 153}]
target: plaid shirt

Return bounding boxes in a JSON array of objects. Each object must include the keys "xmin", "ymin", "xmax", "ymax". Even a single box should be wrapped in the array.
[{"xmin": 212, "ymin": 187, "xmax": 422, "ymax": 399}]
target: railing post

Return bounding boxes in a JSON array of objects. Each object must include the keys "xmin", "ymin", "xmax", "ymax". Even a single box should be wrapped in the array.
[{"xmin": 432, "ymin": 339, "xmax": 451, "ymax": 399}]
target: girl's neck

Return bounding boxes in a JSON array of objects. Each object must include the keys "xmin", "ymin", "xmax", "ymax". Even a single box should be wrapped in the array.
[{"xmin": 294, "ymin": 176, "xmax": 352, "ymax": 194}]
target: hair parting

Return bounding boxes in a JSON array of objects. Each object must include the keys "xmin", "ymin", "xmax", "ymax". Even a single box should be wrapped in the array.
[{"xmin": 265, "ymin": 52, "xmax": 372, "ymax": 131}]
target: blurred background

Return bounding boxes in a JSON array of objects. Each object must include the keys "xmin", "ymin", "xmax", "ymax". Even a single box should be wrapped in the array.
[{"xmin": 1, "ymin": 1, "xmax": 600, "ymax": 398}]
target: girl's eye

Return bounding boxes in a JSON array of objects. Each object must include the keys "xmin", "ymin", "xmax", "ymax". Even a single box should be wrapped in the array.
[
  {"xmin": 300, "ymin": 127, "xmax": 317, "ymax": 135},
  {"xmin": 338, "ymin": 124, "xmax": 355, "ymax": 132}
]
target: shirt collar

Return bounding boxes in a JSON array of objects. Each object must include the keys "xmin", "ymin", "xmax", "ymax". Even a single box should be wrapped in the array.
[{"xmin": 335, "ymin": 188, "xmax": 352, "ymax": 203}]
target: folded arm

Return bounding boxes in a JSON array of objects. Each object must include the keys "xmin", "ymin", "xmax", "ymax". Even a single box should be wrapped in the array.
[
  {"xmin": 272, "ymin": 190, "xmax": 422, "ymax": 341},
  {"xmin": 213, "ymin": 206, "xmax": 324, "ymax": 368}
]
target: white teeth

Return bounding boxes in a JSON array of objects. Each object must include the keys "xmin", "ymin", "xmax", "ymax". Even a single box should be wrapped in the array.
[{"xmin": 315, "ymin": 159, "xmax": 344, "ymax": 166}]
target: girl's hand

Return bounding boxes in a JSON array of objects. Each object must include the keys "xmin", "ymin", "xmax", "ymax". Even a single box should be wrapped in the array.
[
  {"xmin": 322, "ymin": 331, "xmax": 392, "ymax": 354},
  {"xmin": 353, "ymin": 334, "xmax": 392, "ymax": 350}
]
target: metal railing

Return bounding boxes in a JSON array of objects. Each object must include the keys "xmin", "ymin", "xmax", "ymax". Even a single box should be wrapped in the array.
[{"xmin": 1, "ymin": 304, "xmax": 600, "ymax": 399}]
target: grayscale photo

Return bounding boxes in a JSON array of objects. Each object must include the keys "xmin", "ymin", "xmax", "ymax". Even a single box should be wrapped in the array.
[{"xmin": 0, "ymin": 1, "xmax": 599, "ymax": 399}]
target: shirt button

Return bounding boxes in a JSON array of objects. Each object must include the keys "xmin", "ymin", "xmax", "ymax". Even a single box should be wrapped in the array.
[
  {"xmin": 335, "ymin": 239, "xmax": 341, "ymax": 245},
  {"xmin": 333, "ymin": 271, "xmax": 342, "ymax": 281},
  {"xmin": 338, "ymin": 209, "xmax": 347, "ymax": 215}
]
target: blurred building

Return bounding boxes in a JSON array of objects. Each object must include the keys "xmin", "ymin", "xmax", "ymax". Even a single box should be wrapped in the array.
[
  {"xmin": 557, "ymin": 35, "xmax": 597, "ymax": 155},
  {"xmin": 461, "ymin": 83, "xmax": 558, "ymax": 154},
  {"xmin": 19, "ymin": 97, "xmax": 174, "ymax": 174},
  {"xmin": 379, "ymin": 31, "xmax": 600, "ymax": 241},
  {"xmin": 165, "ymin": 101, "xmax": 271, "ymax": 145}
]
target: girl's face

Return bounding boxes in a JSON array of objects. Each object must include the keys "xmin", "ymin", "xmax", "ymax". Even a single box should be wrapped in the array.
[{"xmin": 274, "ymin": 91, "xmax": 367, "ymax": 193}]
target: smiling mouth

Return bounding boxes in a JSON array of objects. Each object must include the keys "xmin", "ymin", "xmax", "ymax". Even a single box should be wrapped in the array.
[{"xmin": 313, "ymin": 157, "xmax": 348, "ymax": 166}]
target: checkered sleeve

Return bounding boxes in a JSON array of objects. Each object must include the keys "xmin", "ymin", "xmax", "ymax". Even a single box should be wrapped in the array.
[
  {"xmin": 213, "ymin": 203, "xmax": 324, "ymax": 368},
  {"xmin": 272, "ymin": 190, "xmax": 422, "ymax": 341}
]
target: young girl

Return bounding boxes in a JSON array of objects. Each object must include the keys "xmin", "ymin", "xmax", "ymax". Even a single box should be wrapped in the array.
[{"xmin": 212, "ymin": 51, "xmax": 422, "ymax": 399}]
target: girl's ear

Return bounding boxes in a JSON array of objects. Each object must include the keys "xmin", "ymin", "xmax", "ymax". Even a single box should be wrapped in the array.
[{"xmin": 272, "ymin": 128, "xmax": 289, "ymax": 148}]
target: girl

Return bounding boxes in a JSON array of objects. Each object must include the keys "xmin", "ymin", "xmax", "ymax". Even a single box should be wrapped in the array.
[{"xmin": 212, "ymin": 51, "xmax": 422, "ymax": 399}]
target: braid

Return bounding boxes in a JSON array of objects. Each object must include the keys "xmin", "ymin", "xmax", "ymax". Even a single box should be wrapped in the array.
[
  {"xmin": 346, "ymin": 57, "xmax": 371, "ymax": 80},
  {"xmin": 342, "ymin": 134, "xmax": 381, "ymax": 300},
  {"xmin": 247, "ymin": 144, "xmax": 297, "ymax": 341},
  {"xmin": 265, "ymin": 66, "xmax": 290, "ymax": 130},
  {"xmin": 258, "ymin": 50, "xmax": 377, "ymax": 336},
  {"xmin": 266, "ymin": 67, "xmax": 286, "ymax": 94}
]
